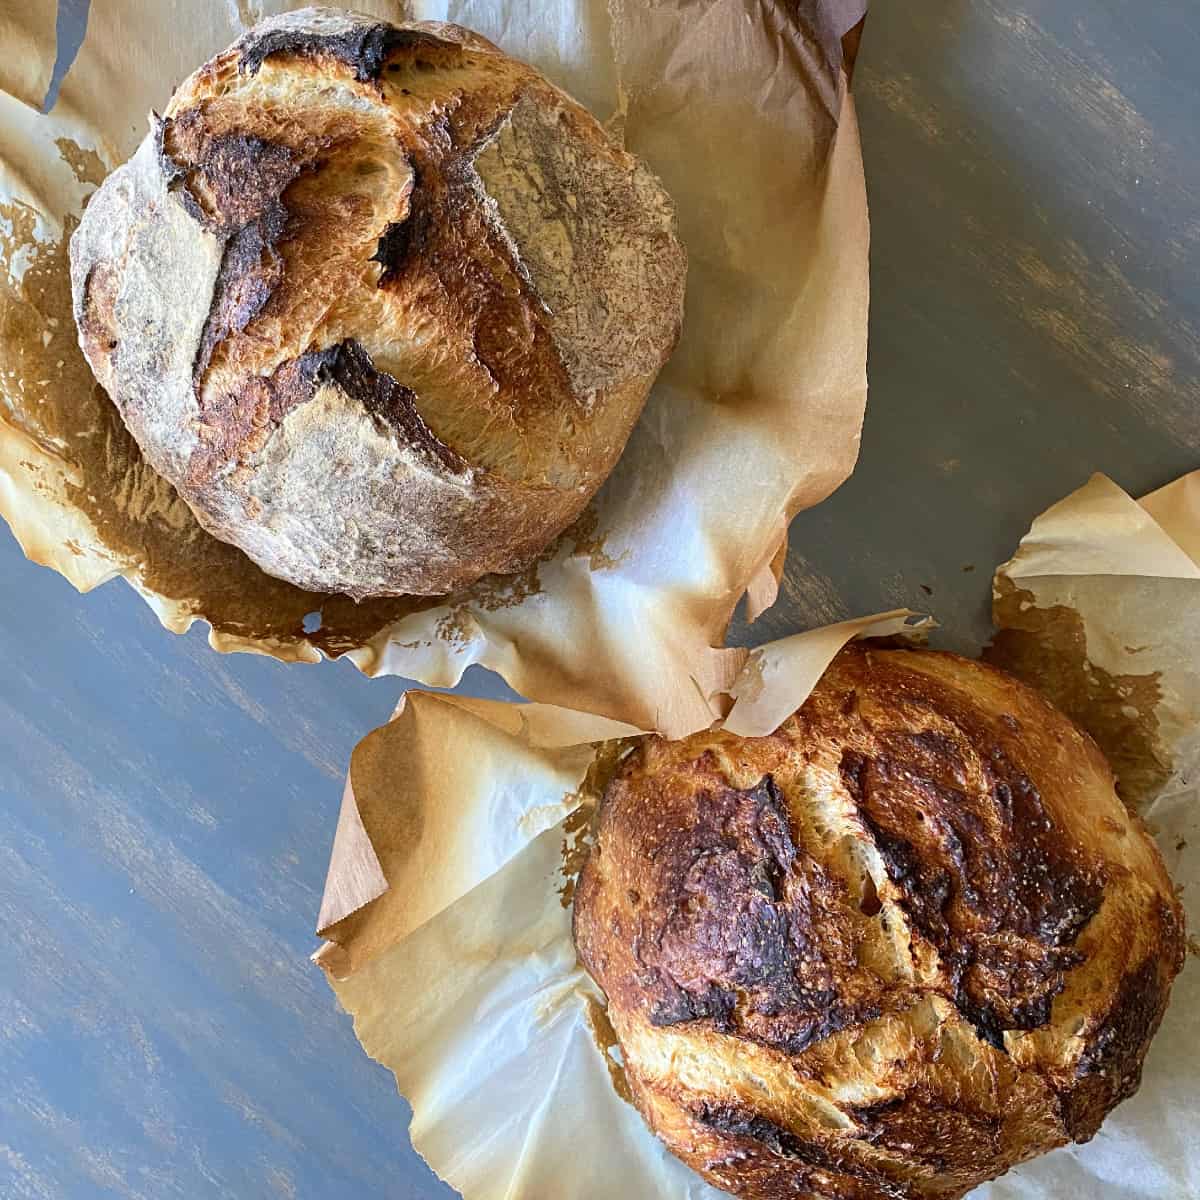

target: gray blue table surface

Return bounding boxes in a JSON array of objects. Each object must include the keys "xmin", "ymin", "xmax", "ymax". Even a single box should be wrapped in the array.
[{"xmin": 3, "ymin": 2, "xmax": 1198, "ymax": 1196}]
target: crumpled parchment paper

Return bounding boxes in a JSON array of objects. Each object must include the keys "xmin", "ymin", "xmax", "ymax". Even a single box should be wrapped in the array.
[
  {"xmin": 312, "ymin": 609, "xmax": 923, "ymax": 1200},
  {"xmin": 0, "ymin": 0, "xmax": 868, "ymax": 735},
  {"xmin": 314, "ymin": 470, "xmax": 1199, "ymax": 1200},
  {"xmin": 0, "ymin": 1, "xmax": 56, "ymax": 112}
]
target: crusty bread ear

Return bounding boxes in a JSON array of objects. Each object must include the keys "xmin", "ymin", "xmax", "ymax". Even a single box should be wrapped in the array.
[
  {"xmin": 70, "ymin": 7, "xmax": 685, "ymax": 599},
  {"xmin": 575, "ymin": 646, "xmax": 1184, "ymax": 1200}
]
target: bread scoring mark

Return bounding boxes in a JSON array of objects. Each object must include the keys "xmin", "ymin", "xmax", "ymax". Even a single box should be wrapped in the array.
[
  {"xmin": 237, "ymin": 22, "xmax": 452, "ymax": 83},
  {"xmin": 471, "ymin": 89, "xmax": 688, "ymax": 403},
  {"xmin": 157, "ymin": 112, "xmax": 320, "ymax": 460},
  {"xmin": 850, "ymin": 1093, "xmax": 1003, "ymax": 1175},
  {"xmin": 320, "ymin": 340, "xmax": 464, "ymax": 472},
  {"xmin": 368, "ymin": 104, "xmax": 518, "ymax": 294},
  {"xmin": 156, "ymin": 112, "xmax": 457, "ymax": 476},
  {"xmin": 695, "ymin": 1105, "xmax": 912, "ymax": 1200},
  {"xmin": 638, "ymin": 773, "xmax": 885, "ymax": 1054},
  {"xmin": 190, "ymin": 339, "xmax": 462, "ymax": 484},
  {"xmin": 839, "ymin": 722, "xmax": 1106, "ymax": 1050},
  {"xmin": 156, "ymin": 113, "xmax": 304, "ymax": 235},
  {"xmin": 156, "ymin": 112, "xmax": 318, "ymax": 391},
  {"xmin": 188, "ymin": 344, "xmax": 338, "ymax": 484},
  {"xmin": 367, "ymin": 152, "xmax": 427, "ymax": 287},
  {"xmin": 370, "ymin": 101, "xmax": 580, "ymax": 428},
  {"xmin": 1061, "ymin": 912, "xmax": 1182, "ymax": 1141}
]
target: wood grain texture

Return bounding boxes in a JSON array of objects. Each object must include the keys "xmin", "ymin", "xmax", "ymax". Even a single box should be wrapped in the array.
[
  {"xmin": 0, "ymin": 543, "xmax": 466, "ymax": 1198},
  {"xmin": 737, "ymin": 0, "xmax": 1200, "ymax": 653},
  {"xmin": 2, "ymin": 1, "xmax": 1199, "ymax": 1198}
]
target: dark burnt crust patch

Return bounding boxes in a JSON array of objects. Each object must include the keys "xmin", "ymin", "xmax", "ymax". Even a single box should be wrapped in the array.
[
  {"xmin": 367, "ymin": 147, "xmax": 430, "ymax": 288},
  {"xmin": 850, "ymin": 1091, "xmax": 1004, "ymax": 1175},
  {"xmin": 637, "ymin": 772, "xmax": 886, "ymax": 1055},
  {"xmin": 321, "ymin": 340, "xmax": 465, "ymax": 472},
  {"xmin": 189, "ymin": 339, "xmax": 463, "ymax": 485},
  {"xmin": 156, "ymin": 111, "xmax": 316, "ymax": 390},
  {"xmin": 194, "ymin": 217, "xmax": 286, "ymax": 386},
  {"xmin": 1062, "ymin": 916, "xmax": 1181, "ymax": 1141},
  {"xmin": 696, "ymin": 1105, "xmax": 914, "ymax": 1200},
  {"xmin": 157, "ymin": 112, "xmax": 306, "ymax": 235},
  {"xmin": 370, "ymin": 214, "xmax": 418, "ymax": 285},
  {"xmin": 837, "ymin": 688, "xmax": 1108, "ymax": 1050},
  {"xmin": 237, "ymin": 21, "xmax": 453, "ymax": 82},
  {"xmin": 187, "ymin": 344, "xmax": 338, "ymax": 484}
]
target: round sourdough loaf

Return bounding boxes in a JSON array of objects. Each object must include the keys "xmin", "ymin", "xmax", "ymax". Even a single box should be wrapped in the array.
[
  {"xmin": 70, "ymin": 7, "xmax": 685, "ymax": 598},
  {"xmin": 574, "ymin": 645, "xmax": 1184, "ymax": 1200}
]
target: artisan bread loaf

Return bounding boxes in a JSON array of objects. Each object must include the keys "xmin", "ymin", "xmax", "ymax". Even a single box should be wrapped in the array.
[
  {"xmin": 575, "ymin": 645, "xmax": 1183, "ymax": 1200},
  {"xmin": 70, "ymin": 7, "xmax": 685, "ymax": 598}
]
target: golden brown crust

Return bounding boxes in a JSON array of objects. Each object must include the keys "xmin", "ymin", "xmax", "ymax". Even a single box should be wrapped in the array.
[
  {"xmin": 69, "ymin": 7, "xmax": 685, "ymax": 598},
  {"xmin": 574, "ymin": 646, "xmax": 1183, "ymax": 1200}
]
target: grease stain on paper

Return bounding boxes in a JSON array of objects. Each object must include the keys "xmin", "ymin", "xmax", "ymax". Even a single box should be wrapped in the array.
[
  {"xmin": 557, "ymin": 738, "xmax": 636, "ymax": 908},
  {"xmin": 54, "ymin": 138, "xmax": 106, "ymax": 188},
  {"xmin": 986, "ymin": 579, "xmax": 1171, "ymax": 809},
  {"xmin": 584, "ymin": 994, "xmax": 632, "ymax": 1104},
  {"xmin": 558, "ymin": 804, "xmax": 592, "ymax": 910},
  {"xmin": 433, "ymin": 504, "xmax": 623, "ymax": 646},
  {"xmin": 0, "ymin": 203, "xmax": 504, "ymax": 655},
  {"xmin": 566, "ymin": 504, "xmax": 625, "ymax": 572}
]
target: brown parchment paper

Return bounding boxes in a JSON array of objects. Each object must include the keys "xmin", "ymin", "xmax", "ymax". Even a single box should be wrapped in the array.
[
  {"xmin": 975, "ymin": 470, "xmax": 1200, "ymax": 1197},
  {"xmin": 315, "ymin": 470, "xmax": 1199, "ymax": 1200},
  {"xmin": 0, "ymin": 0, "xmax": 868, "ymax": 734},
  {"xmin": 312, "ymin": 610, "xmax": 922, "ymax": 1200},
  {"xmin": 0, "ymin": 1, "xmax": 57, "ymax": 113}
]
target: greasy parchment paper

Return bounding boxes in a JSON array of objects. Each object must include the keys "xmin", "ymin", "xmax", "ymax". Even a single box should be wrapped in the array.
[
  {"xmin": 0, "ymin": 0, "xmax": 868, "ymax": 735},
  {"xmin": 314, "ymin": 470, "xmax": 1199, "ymax": 1200},
  {"xmin": 312, "ymin": 609, "xmax": 924, "ymax": 1200},
  {"xmin": 0, "ymin": 1, "xmax": 57, "ymax": 112}
]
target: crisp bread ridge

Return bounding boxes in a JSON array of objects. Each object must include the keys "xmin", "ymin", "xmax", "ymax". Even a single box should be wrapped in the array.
[{"xmin": 70, "ymin": 6, "xmax": 686, "ymax": 598}]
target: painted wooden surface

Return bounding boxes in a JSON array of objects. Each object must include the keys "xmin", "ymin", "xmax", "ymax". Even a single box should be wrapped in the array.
[
  {"xmin": 1, "ymin": 2, "xmax": 1197, "ymax": 1197},
  {"xmin": 742, "ymin": 0, "xmax": 1200, "ymax": 654}
]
